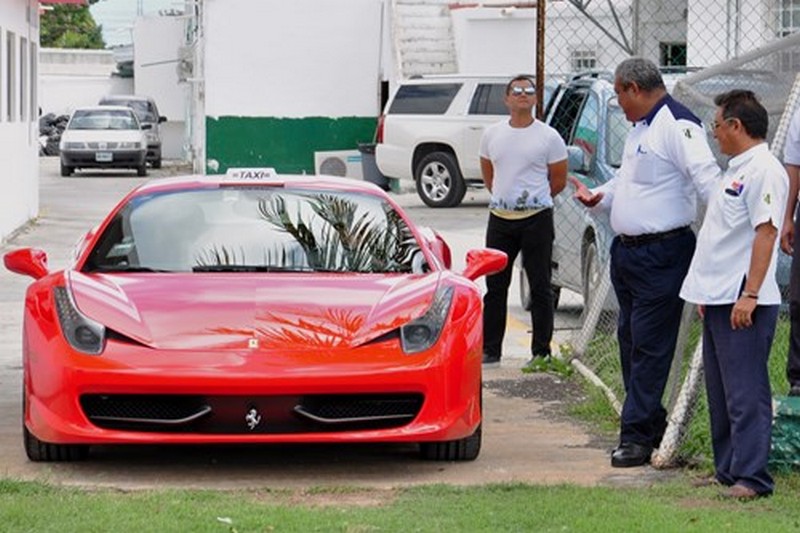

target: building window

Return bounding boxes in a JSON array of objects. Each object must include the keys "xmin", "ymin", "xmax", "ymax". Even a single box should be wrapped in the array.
[
  {"xmin": 570, "ymin": 50, "xmax": 597, "ymax": 72},
  {"xmin": 7, "ymin": 31, "xmax": 15, "ymax": 123},
  {"xmin": 777, "ymin": 0, "xmax": 800, "ymax": 71},
  {"xmin": 31, "ymin": 43, "xmax": 37, "ymax": 121},
  {"xmin": 20, "ymin": 38, "xmax": 27, "ymax": 122},
  {"xmin": 660, "ymin": 42, "xmax": 687, "ymax": 67}
]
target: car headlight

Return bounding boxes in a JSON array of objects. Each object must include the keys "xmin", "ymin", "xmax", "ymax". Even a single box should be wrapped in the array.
[
  {"xmin": 61, "ymin": 142, "xmax": 86, "ymax": 150},
  {"xmin": 400, "ymin": 285, "xmax": 454, "ymax": 354},
  {"xmin": 117, "ymin": 141, "xmax": 141, "ymax": 149},
  {"xmin": 145, "ymin": 131, "xmax": 158, "ymax": 143},
  {"xmin": 53, "ymin": 286, "xmax": 106, "ymax": 355}
]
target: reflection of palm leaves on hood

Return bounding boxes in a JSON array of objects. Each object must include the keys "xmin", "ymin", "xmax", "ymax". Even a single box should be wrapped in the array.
[
  {"xmin": 210, "ymin": 308, "xmax": 398, "ymax": 348},
  {"xmin": 258, "ymin": 194, "xmax": 418, "ymax": 272}
]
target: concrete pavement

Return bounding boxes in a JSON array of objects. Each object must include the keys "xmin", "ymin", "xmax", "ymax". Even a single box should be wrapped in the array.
[{"xmin": 0, "ymin": 158, "xmax": 666, "ymax": 490}]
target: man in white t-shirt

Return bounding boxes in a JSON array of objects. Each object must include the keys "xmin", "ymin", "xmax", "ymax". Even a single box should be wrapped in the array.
[
  {"xmin": 479, "ymin": 75, "xmax": 567, "ymax": 368},
  {"xmin": 779, "ymin": 104, "xmax": 800, "ymax": 397},
  {"xmin": 681, "ymin": 90, "xmax": 787, "ymax": 500}
]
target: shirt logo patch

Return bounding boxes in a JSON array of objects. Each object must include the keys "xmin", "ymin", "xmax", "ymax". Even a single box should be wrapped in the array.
[
  {"xmin": 683, "ymin": 128, "xmax": 693, "ymax": 139},
  {"xmin": 724, "ymin": 180, "xmax": 744, "ymax": 197},
  {"xmin": 636, "ymin": 145, "xmax": 647, "ymax": 155},
  {"xmin": 764, "ymin": 193, "xmax": 771, "ymax": 205}
]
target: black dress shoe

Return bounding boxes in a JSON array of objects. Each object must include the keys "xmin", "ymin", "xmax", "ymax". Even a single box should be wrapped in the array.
[
  {"xmin": 611, "ymin": 442, "xmax": 652, "ymax": 468},
  {"xmin": 482, "ymin": 353, "xmax": 501, "ymax": 367}
]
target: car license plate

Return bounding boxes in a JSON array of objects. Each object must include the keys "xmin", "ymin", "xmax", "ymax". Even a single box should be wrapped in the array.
[{"xmin": 96, "ymin": 152, "xmax": 113, "ymax": 162}]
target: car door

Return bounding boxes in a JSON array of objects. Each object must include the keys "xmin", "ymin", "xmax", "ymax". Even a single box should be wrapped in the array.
[
  {"xmin": 461, "ymin": 83, "xmax": 509, "ymax": 180},
  {"xmin": 548, "ymin": 86, "xmax": 592, "ymax": 292}
]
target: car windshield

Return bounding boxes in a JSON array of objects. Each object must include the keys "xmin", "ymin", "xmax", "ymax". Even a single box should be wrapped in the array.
[
  {"xmin": 104, "ymin": 99, "xmax": 157, "ymax": 122},
  {"xmin": 84, "ymin": 187, "xmax": 422, "ymax": 274},
  {"xmin": 606, "ymin": 99, "xmax": 629, "ymax": 169},
  {"xmin": 69, "ymin": 109, "xmax": 139, "ymax": 131}
]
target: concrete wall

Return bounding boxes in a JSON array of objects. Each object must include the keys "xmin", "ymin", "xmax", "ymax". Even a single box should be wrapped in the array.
[
  {"xmin": 0, "ymin": 0, "xmax": 39, "ymax": 243},
  {"xmin": 202, "ymin": 0, "xmax": 383, "ymax": 173},
  {"xmin": 133, "ymin": 15, "xmax": 187, "ymax": 160}
]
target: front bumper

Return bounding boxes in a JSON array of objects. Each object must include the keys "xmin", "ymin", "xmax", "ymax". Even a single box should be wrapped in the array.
[{"xmin": 61, "ymin": 150, "xmax": 146, "ymax": 169}]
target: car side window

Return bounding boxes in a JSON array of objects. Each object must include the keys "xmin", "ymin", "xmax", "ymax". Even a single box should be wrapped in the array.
[
  {"xmin": 549, "ymin": 88, "xmax": 588, "ymax": 145},
  {"xmin": 388, "ymin": 83, "xmax": 461, "ymax": 114},
  {"xmin": 606, "ymin": 99, "xmax": 629, "ymax": 169},
  {"xmin": 572, "ymin": 94, "xmax": 599, "ymax": 170},
  {"xmin": 468, "ymin": 84, "xmax": 509, "ymax": 115}
]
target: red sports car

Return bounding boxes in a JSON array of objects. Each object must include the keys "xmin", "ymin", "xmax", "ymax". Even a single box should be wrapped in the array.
[{"xmin": 4, "ymin": 168, "xmax": 506, "ymax": 462}]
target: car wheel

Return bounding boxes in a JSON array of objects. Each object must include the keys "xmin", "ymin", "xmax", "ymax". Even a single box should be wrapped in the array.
[
  {"xmin": 22, "ymin": 388, "xmax": 88, "ymax": 462},
  {"xmin": 419, "ymin": 423, "xmax": 482, "ymax": 461},
  {"xmin": 414, "ymin": 152, "xmax": 467, "ymax": 208},
  {"xmin": 60, "ymin": 163, "xmax": 72, "ymax": 177},
  {"xmin": 152, "ymin": 158, "xmax": 162, "ymax": 170},
  {"xmin": 137, "ymin": 164, "xmax": 148, "ymax": 177},
  {"xmin": 582, "ymin": 240, "xmax": 600, "ymax": 314}
]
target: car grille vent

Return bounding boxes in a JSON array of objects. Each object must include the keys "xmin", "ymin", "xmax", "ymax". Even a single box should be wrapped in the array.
[
  {"xmin": 87, "ymin": 142, "xmax": 120, "ymax": 149},
  {"xmin": 79, "ymin": 393, "xmax": 424, "ymax": 434}
]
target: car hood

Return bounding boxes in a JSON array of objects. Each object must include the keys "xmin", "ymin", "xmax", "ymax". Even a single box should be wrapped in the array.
[{"xmin": 68, "ymin": 271, "xmax": 440, "ymax": 350}]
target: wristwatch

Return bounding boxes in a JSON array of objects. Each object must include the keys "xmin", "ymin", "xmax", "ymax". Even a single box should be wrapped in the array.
[{"xmin": 741, "ymin": 291, "xmax": 758, "ymax": 300}]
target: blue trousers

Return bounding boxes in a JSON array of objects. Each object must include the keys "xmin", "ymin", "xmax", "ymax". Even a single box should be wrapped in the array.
[
  {"xmin": 483, "ymin": 210, "xmax": 554, "ymax": 359},
  {"xmin": 703, "ymin": 304, "xmax": 777, "ymax": 495},
  {"xmin": 609, "ymin": 230, "xmax": 695, "ymax": 447}
]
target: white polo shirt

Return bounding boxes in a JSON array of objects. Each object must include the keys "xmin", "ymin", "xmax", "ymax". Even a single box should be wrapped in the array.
[
  {"xmin": 592, "ymin": 95, "xmax": 720, "ymax": 235},
  {"xmin": 480, "ymin": 119, "xmax": 567, "ymax": 216},
  {"xmin": 680, "ymin": 143, "xmax": 788, "ymax": 305},
  {"xmin": 784, "ymin": 105, "xmax": 800, "ymax": 166}
]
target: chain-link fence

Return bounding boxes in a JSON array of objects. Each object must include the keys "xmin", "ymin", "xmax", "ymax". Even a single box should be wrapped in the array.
[{"xmin": 538, "ymin": 0, "xmax": 800, "ymax": 466}]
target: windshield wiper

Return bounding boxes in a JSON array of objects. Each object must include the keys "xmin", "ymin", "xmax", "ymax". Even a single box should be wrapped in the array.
[
  {"xmin": 192, "ymin": 265, "xmax": 318, "ymax": 273},
  {"xmin": 93, "ymin": 265, "xmax": 174, "ymax": 273}
]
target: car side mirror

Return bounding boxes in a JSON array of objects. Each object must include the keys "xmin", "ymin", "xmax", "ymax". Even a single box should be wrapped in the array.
[
  {"xmin": 567, "ymin": 145, "xmax": 586, "ymax": 172},
  {"xmin": 4, "ymin": 248, "xmax": 49, "ymax": 279},
  {"xmin": 159, "ymin": 116, "xmax": 167, "ymax": 123},
  {"xmin": 462, "ymin": 249, "xmax": 507, "ymax": 281}
]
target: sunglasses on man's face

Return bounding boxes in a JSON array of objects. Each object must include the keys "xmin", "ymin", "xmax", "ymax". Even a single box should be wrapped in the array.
[{"xmin": 510, "ymin": 86, "xmax": 536, "ymax": 96}]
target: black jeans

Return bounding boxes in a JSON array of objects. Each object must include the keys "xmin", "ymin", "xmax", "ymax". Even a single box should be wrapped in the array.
[{"xmin": 483, "ymin": 210, "xmax": 554, "ymax": 359}]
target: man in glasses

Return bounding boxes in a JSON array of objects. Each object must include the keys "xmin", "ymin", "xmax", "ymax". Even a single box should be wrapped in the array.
[
  {"xmin": 478, "ymin": 75, "xmax": 567, "ymax": 369},
  {"xmin": 680, "ymin": 90, "xmax": 787, "ymax": 499},
  {"xmin": 571, "ymin": 57, "xmax": 720, "ymax": 468},
  {"xmin": 779, "ymin": 104, "xmax": 800, "ymax": 398}
]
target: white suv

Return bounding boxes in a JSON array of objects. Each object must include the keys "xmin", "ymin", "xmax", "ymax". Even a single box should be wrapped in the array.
[{"xmin": 375, "ymin": 75, "xmax": 524, "ymax": 208}]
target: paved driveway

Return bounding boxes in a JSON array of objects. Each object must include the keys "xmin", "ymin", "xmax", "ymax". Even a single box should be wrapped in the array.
[{"xmin": 0, "ymin": 159, "xmax": 664, "ymax": 490}]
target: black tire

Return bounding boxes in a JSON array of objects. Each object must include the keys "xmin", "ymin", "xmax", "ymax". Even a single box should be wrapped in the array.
[
  {"xmin": 22, "ymin": 387, "xmax": 88, "ymax": 462},
  {"xmin": 414, "ymin": 152, "xmax": 467, "ymax": 208},
  {"xmin": 582, "ymin": 240, "xmax": 600, "ymax": 314},
  {"xmin": 137, "ymin": 164, "xmax": 148, "ymax": 177},
  {"xmin": 151, "ymin": 158, "xmax": 162, "ymax": 170},
  {"xmin": 419, "ymin": 423, "xmax": 482, "ymax": 461},
  {"xmin": 60, "ymin": 162, "xmax": 72, "ymax": 177}
]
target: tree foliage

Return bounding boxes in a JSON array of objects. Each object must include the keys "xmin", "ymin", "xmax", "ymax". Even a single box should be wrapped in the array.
[{"xmin": 40, "ymin": 0, "xmax": 106, "ymax": 49}]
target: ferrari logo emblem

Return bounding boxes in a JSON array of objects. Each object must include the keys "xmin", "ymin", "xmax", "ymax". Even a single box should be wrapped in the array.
[
  {"xmin": 248, "ymin": 338, "xmax": 259, "ymax": 349},
  {"xmin": 245, "ymin": 408, "xmax": 262, "ymax": 430}
]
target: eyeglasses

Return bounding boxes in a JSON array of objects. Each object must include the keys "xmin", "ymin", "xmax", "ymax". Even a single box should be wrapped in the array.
[
  {"xmin": 712, "ymin": 117, "xmax": 737, "ymax": 130},
  {"xmin": 510, "ymin": 86, "xmax": 536, "ymax": 96}
]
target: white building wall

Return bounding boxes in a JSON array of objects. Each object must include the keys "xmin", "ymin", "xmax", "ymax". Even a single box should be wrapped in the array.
[
  {"xmin": 0, "ymin": 0, "xmax": 39, "ymax": 243},
  {"xmin": 39, "ymin": 48, "xmax": 132, "ymax": 116},
  {"xmin": 204, "ymin": 0, "xmax": 383, "ymax": 118},
  {"xmin": 133, "ymin": 16, "xmax": 186, "ymax": 160}
]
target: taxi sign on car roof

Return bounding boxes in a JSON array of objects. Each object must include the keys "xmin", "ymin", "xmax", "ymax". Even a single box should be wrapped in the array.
[{"xmin": 223, "ymin": 168, "xmax": 279, "ymax": 181}]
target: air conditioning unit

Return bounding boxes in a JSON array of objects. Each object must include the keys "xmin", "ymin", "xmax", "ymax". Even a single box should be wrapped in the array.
[{"xmin": 314, "ymin": 150, "xmax": 363, "ymax": 179}]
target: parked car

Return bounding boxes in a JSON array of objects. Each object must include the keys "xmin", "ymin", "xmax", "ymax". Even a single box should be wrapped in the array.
[
  {"xmin": 59, "ymin": 106, "xmax": 148, "ymax": 177},
  {"xmin": 3, "ymin": 168, "xmax": 507, "ymax": 462},
  {"xmin": 99, "ymin": 95, "xmax": 166, "ymax": 169},
  {"xmin": 375, "ymin": 74, "xmax": 557, "ymax": 208}
]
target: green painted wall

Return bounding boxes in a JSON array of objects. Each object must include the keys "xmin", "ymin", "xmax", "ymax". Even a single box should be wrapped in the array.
[{"xmin": 205, "ymin": 116, "xmax": 378, "ymax": 174}]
